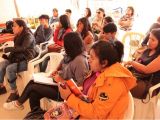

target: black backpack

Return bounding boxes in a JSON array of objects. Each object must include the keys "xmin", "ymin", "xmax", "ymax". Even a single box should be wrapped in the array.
[{"xmin": 1, "ymin": 21, "xmax": 13, "ymax": 34}]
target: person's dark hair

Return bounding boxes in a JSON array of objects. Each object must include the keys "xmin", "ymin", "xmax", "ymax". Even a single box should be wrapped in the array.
[
  {"xmin": 91, "ymin": 40, "xmax": 124, "ymax": 67},
  {"xmin": 39, "ymin": 14, "xmax": 49, "ymax": 21},
  {"xmin": 98, "ymin": 8, "xmax": 105, "ymax": 17},
  {"xmin": 64, "ymin": 32, "xmax": 85, "ymax": 61},
  {"xmin": 150, "ymin": 28, "xmax": 160, "ymax": 54},
  {"xmin": 85, "ymin": 8, "xmax": 91, "ymax": 18},
  {"xmin": 59, "ymin": 14, "xmax": 71, "ymax": 29},
  {"xmin": 127, "ymin": 6, "xmax": 134, "ymax": 16},
  {"xmin": 65, "ymin": 9, "xmax": 72, "ymax": 13},
  {"xmin": 103, "ymin": 22, "xmax": 117, "ymax": 33},
  {"xmin": 104, "ymin": 16, "xmax": 114, "ymax": 24},
  {"xmin": 14, "ymin": 19, "xmax": 33, "ymax": 36},
  {"xmin": 77, "ymin": 17, "xmax": 92, "ymax": 39}
]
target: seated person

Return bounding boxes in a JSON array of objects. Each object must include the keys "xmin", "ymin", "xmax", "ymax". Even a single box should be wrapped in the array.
[
  {"xmin": 58, "ymin": 40, "xmax": 136, "ymax": 119},
  {"xmin": 99, "ymin": 22, "xmax": 118, "ymax": 41},
  {"xmin": 141, "ymin": 16, "xmax": 160, "ymax": 46},
  {"xmin": 3, "ymin": 32, "xmax": 89, "ymax": 111},
  {"xmin": 34, "ymin": 14, "xmax": 53, "ymax": 45},
  {"xmin": 76, "ymin": 17, "xmax": 94, "ymax": 52},
  {"xmin": 92, "ymin": 8, "xmax": 105, "ymax": 34},
  {"xmin": 118, "ymin": 6, "xmax": 134, "ymax": 31},
  {"xmin": 40, "ymin": 14, "xmax": 72, "ymax": 72},
  {"xmin": 0, "ymin": 19, "xmax": 37, "ymax": 102},
  {"xmin": 65, "ymin": 9, "xmax": 75, "ymax": 30},
  {"xmin": 125, "ymin": 28, "xmax": 160, "ymax": 96},
  {"xmin": 103, "ymin": 16, "xmax": 114, "ymax": 26},
  {"xmin": 48, "ymin": 14, "xmax": 72, "ymax": 53},
  {"xmin": 84, "ymin": 8, "xmax": 92, "ymax": 23}
]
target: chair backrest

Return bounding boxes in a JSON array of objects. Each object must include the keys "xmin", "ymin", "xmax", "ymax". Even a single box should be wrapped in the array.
[
  {"xmin": 122, "ymin": 32, "xmax": 144, "ymax": 61},
  {"xmin": 123, "ymin": 92, "xmax": 134, "ymax": 119}
]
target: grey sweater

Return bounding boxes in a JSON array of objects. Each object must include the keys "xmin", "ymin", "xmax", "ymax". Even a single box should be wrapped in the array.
[{"xmin": 59, "ymin": 52, "xmax": 89, "ymax": 86}]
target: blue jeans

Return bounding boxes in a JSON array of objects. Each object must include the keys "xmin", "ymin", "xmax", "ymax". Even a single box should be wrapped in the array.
[{"xmin": 0, "ymin": 59, "xmax": 27, "ymax": 90}]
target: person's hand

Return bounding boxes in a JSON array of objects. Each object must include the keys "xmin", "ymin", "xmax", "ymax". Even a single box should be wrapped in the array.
[
  {"xmin": 54, "ymin": 74, "xmax": 65, "ymax": 83},
  {"xmin": 58, "ymin": 82, "xmax": 71, "ymax": 100},
  {"xmin": 49, "ymin": 71, "xmax": 58, "ymax": 77},
  {"xmin": 123, "ymin": 61, "xmax": 133, "ymax": 67}
]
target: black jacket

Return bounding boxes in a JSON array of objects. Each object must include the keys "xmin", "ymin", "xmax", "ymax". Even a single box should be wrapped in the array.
[{"xmin": 4, "ymin": 29, "xmax": 37, "ymax": 63}]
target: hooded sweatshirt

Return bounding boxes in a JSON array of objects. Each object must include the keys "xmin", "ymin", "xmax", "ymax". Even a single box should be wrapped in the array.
[{"xmin": 67, "ymin": 62, "xmax": 136, "ymax": 119}]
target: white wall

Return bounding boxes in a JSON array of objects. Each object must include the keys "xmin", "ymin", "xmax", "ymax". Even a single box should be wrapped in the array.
[{"xmin": 0, "ymin": 0, "xmax": 17, "ymax": 23}]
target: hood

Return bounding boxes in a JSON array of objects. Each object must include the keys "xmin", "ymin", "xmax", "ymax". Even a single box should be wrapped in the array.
[{"xmin": 95, "ymin": 62, "xmax": 137, "ymax": 91}]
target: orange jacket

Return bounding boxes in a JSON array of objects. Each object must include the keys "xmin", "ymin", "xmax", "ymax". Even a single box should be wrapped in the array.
[{"xmin": 67, "ymin": 62, "xmax": 136, "ymax": 119}]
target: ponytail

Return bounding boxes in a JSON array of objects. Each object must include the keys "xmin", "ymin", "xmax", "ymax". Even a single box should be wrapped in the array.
[{"xmin": 112, "ymin": 40, "xmax": 124, "ymax": 62}]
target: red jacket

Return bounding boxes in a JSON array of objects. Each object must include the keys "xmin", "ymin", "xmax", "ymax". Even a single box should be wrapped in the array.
[{"xmin": 54, "ymin": 28, "xmax": 72, "ymax": 46}]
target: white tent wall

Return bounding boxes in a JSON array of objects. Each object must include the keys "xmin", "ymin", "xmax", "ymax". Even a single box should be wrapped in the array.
[{"xmin": 0, "ymin": 0, "xmax": 17, "ymax": 23}]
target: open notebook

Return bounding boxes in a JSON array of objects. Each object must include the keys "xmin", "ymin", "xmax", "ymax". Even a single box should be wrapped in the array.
[{"xmin": 33, "ymin": 73, "xmax": 57, "ymax": 86}]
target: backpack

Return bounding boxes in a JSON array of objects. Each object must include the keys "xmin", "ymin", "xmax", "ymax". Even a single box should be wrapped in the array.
[{"xmin": 1, "ymin": 21, "xmax": 13, "ymax": 34}]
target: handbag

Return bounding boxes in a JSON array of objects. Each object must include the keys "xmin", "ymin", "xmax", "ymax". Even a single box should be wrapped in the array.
[
  {"xmin": 24, "ymin": 107, "xmax": 45, "ymax": 120},
  {"xmin": 48, "ymin": 44, "xmax": 62, "ymax": 53},
  {"xmin": 44, "ymin": 102, "xmax": 77, "ymax": 120},
  {"xmin": 129, "ymin": 67, "xmax": 154, "ymax": 102}
]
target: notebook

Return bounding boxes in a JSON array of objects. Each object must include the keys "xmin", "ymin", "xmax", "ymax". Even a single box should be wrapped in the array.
[{"xmin": 33, "ymin": 73, "xmax": 57, "ymax": 86}]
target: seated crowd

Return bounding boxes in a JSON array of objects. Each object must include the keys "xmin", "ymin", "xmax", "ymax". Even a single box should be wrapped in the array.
[{"xmin": 0, "ymin": 6, "xmax": 159, "ymax": 119}]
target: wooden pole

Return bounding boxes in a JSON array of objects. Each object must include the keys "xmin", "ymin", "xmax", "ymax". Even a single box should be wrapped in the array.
[{"xmin": 13, "ymin": 0, "xmax": 20, "ymax": 17}]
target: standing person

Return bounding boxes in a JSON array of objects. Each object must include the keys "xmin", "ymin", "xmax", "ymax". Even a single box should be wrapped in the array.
[
  {"xmin": 3, "ymin": 32, "xmax": 89, "ymax": 111},
  {"xmin": 49, "ymin": 8, "xmax": 59, "ymax": 25},
  {"xmin": 118, "ymin": 6, "xmax": 134, "ymax": 31},
  {"xmin": 58, "ymin": 40, "xmax": 136, "ymax": 119},
  {"xmin": 34, "ymin": 14, "xmax": 53, "ymax": 45},
  {"xmin": 0, "ymin": 19, "xmax": 37, "ymax": 102},
  {"xmin": 76, "ymin": 17, "xmax": 94, "ymax": 52}
]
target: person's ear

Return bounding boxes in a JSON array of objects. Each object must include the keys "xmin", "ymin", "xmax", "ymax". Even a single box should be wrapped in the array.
[{"xmin": 101, "ymin": 60, "xmax": 108, "ymax": 68}]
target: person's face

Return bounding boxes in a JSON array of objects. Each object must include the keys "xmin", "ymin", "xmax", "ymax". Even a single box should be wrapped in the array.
[
  {"xmin": 77, "ymin": 21, "xmax": 84, "ymax": 32},
  {"xmin": 53, "ymin": 10, "xmax": 58, "ymax": 17},
  {"xmin": 126, "ymin": 8, "xmax": 132, "ymax": 16},
  {"xmin": 89, "ymin": 49, "xmax": 103, "ymax": 72},
  {"xmin": 39, "ymin": 18, "xmax": 47, "ymax": 25},
  {"xmin": 65, "ymin": 12, "xmax": 71, "ymax": 18},
  {"xmin": 148, "ymin": 33, "xmax": 159, "ymax": 50},
  {"xmin": 85, "ymin": 9, "xmax": 89, "ymax": 17},
  {"xmin": 103, "ymin": 32, "xmax": 112, "ymax": 41},
  {"xmin": 96, "ymin": 10, "xmax": 104, "ymax": 18},
  {"xmin": 12, "ymin": 22, "xmax": 23, "ymax": 35}
]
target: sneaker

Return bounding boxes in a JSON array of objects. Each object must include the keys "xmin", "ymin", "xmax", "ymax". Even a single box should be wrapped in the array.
[
  {"xmin": 0, "ymin": 86, "xmax": 7, "ymax": 95},
  {"xmin": 6, "ymin": 93, "xmax": 19, "ymax": 103},
  {"xmin": 3, "ymin": 101, "xmax": 24, "ymax": 110}
]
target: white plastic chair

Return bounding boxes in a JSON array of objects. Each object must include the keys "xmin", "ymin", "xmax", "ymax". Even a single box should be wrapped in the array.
[
  {"xmin": 17, "ymin": 45, "xmax": 42, "ymax": 86},
  {"xmin": 122, "ymin": 32, "xmax": 144, "ymax": 61},
  {"xmin": 0, "ymin": 41, "xmax": 14, "ymax": 51},
  {"xmin": 123, "ymin": 92, "xmax": 134, "ymax": 120},
  {"xmin": 133, "ymin": 83, "xmax": 160, "ymax": 119}
]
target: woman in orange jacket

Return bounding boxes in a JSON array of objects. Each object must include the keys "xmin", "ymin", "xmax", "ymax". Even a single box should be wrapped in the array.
[{"xmin": 58, "ymin": 40, "xmax": 136, "ymax": 119}]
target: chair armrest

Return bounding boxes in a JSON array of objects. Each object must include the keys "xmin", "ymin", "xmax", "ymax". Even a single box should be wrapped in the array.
[
  {"xmin": 149, "ymin": 83, "xmax": 160, "ymax": 97},
  {"xmin": 30, "ymin": 52, "xmax": 63, "ymax": 67}
]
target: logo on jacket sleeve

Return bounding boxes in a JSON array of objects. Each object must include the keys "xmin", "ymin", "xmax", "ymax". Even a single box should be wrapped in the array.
[{"xmin": 99, "ymin": 92, "xmax": 109, "ymax": 101}]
